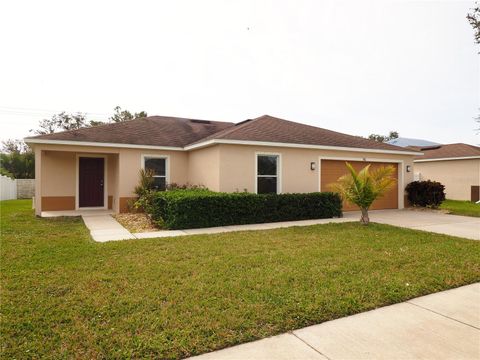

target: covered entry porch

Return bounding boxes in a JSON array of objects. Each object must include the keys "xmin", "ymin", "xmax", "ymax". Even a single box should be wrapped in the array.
[{"xmin": 34, "ymin": 148, "xmax": 120, "ymax": 216}]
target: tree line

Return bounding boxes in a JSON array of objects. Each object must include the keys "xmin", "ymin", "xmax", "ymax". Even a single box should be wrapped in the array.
[{"xmin": 1, "ymin": 106, "xmax": 147, "ymax": 179}]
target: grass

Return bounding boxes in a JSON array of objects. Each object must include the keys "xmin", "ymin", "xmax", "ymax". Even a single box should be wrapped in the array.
[
  {"xmin": 440, "ymin": 199, "xmax": 480, "ymax": 217},
  {"xmin": 1, "ymin": 199, "xmax": 479, "ymax": 359}
]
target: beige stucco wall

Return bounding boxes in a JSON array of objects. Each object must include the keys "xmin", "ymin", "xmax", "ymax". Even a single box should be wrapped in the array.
[
  {"xmin": 116, "ymin": 149, "xmax": 188, "ymax": 197},
  {"xmin": 33, "ymin": 144, "xmax": 188, "ymax": 214},
  {"xmin": 41, "ymin": 151, "xmax": 76, "ymax": 196},
  {"xmin": 187, "ymin": 146, "xmax": 220, "ymax": 190},
  {"xmin": 32, "ymin": 142, "xmax": 416, "ymax": 214},
  {"xmin": 414, "ymin": 159, "xmax": 480, "ymax": 201},
  {"xmin": 216, "ymin": 144, "xmax": 415, "ymax": 208}
]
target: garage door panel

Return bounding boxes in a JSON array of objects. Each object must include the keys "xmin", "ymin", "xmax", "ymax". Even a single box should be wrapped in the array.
[{"xmin": 321, "ymin": 160, "xmax": 398, "ymax": 211}]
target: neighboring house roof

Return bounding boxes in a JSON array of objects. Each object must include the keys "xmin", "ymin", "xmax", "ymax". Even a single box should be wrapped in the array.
[
  {"xmin": 386, "ymin": 137, "xmax": 440, "ymax": 147},
  {"xmin": 25, "ymin": 114, "xmax": 420, "ymax": 154},
  {"xmin": 412, "ymin": 143, "xmax": 480, "ymax": 162},
  {"xmin": 26, "ymin": 116, "xmax": 234, "ymax": 148}
]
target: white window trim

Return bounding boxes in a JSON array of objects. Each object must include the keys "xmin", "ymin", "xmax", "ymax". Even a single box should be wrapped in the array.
[
  {"xmin": 75, "ymin": 154, "xmax": 108, "ymax": 210},
  {"xmin": 255, "ymin": 152, "xmax": 282, "ymax": 194},
  {"xmin": 141, "ymin": 154, "xmax": 170, "ymax": 189},
  {"xmin": 317, "ymin": 156, "xmax": 405, "ymax": 209}
]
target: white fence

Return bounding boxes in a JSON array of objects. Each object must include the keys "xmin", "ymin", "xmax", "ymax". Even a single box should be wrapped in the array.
[{"xmin": 1, "ymin": 175, "xmax": 17, "ymax": 200}]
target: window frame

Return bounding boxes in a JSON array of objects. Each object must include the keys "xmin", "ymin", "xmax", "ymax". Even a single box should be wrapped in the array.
[
  {"xmin": 141, "ymin": 154, "xmax": 170, "ymax": 191},
  {"xmin": 255, "ymin": 152, "xmax": 282, "ymax": 194}
]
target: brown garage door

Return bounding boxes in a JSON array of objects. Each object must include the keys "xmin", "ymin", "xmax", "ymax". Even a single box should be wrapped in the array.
[{"xmin": 321, "ymin": 160, "xmax": 398, "ymax": 211}]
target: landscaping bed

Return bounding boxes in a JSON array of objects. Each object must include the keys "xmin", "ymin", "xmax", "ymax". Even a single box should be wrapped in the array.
[
  {"xmin": 113, "ymin": 213, "xmax": 160, "ymax": 233},
  {"xmin": 1, "ymin": 199, "xmax": 479, "ymax": 359}
]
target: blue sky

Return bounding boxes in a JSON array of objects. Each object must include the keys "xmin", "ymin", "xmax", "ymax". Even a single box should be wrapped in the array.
[{"xmin": 0, "ymin": 0, "xmax": 478, "ymax": 145}]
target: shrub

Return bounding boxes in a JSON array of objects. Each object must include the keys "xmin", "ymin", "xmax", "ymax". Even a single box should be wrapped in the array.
[
  {"xmin": 146, "ymin": 190, "xmax": 343, "ymax": 229},
  {"xmin": 132, "ymin": 169, "xmax": 156, "ymax": 212},
  {"xmin": 405, "ymin": 180, "xmax": 446, "ymax": 208},
  {"xmin": 166, "ymin": 182, "xmax": 207, "ymax": 191}
]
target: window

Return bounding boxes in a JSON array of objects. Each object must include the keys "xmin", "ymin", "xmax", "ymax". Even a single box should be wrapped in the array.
[
  {"xmin": 143, "ymin": 156, "xmax": 167, "ymax": 191},
  {"xmin": 257, "ymin": 154, "xmax": 279, "ymax": 194}
]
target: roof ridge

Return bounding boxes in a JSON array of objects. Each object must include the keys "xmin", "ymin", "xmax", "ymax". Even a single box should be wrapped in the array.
[
  {"xmin": 246, "ymin": 115, "xmax": 407, "ymax": 151},
  {"xmin": 189, "ymin": 116, "xmax": 267, "ymax": 144}
]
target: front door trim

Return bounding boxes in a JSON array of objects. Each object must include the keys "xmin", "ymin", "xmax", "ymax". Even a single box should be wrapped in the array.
[
  {"xmin": 318, "ymin": 156, "xmax": 404, "ymax": 209},
  {"xmin": 76, "ymin": 154, "xmax": 108, "ymax": 210}
]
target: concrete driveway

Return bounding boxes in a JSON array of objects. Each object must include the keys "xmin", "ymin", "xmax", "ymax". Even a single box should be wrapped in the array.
[{"xmin": 343, "ymin": 209, "xmax": 480, "ymax": 240}]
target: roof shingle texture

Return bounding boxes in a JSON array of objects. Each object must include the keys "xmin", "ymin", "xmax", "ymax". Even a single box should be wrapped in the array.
[
  {"xmin": 28, "ymin": 116, "xmax": 234, "ymax": 147},
  {"xmin": 28, "ymin": 114, "xmax": 415, "ymax": 152},
  {"xmin": 412, "ymin": 143, "xmax": 480, "ymax": 160},
  {"xmin": 194, "ymin": 115, "xmax": 415, "ymax": 152}
]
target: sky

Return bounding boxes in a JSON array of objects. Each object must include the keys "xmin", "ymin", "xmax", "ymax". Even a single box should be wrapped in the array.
[{"xmin": 0, "ymin": 0, "xmax": 478, "ymax": 145}]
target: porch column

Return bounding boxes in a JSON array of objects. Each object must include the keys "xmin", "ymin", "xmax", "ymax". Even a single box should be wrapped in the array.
[{"xmin": 34, "ymin": 147, "xmax": 42, "ymax": 216}]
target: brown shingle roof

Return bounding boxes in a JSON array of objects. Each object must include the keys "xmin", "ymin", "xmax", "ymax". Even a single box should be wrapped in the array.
[
  {"xmin": 27, "ymin": 116, "xmax": 234, "ymax": 147},
  {"xmin": 413, "ymin": 143, "xmax": 480, "ymax": 160},
  {"xmin": 26, "ymin": 114, "xmax": 418, "ymax": 153},
  {"xmin": 190, "ymin": 115, "xmax": 416, "ymax": 152}
]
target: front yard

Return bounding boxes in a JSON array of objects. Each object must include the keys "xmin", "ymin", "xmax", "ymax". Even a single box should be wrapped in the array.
[
  {"xmin": 1, "ymin": 200, "xmax": 479, "ymax": 359},
  {"xmin": 440, "ymin": 199, "xmax": 480, "ymax": 217}
]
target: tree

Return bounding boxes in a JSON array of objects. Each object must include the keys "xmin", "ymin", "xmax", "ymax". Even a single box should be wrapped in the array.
[
  {"xmin": 368, "ymin": 131, "xmax": 399, "ymax": 143},
  {"xmin": 0, "ymin": 140, "xmax": 34, "ymax": 179},
  {"xmin": 1, "ymin": 139, "xmax": 29, "ymax": 153},
  {"xmin": 329, "ymin": 163, "xmax": 396, "ymax": 225},
  {"xmin": 33, "ymin": 112, "xmax": 87, "ymax": 135},
  {"xmin": 109, "ymin": 106, "xmax": 147, "ymax": 123},
  {"xmin": 467, "ymin": 3, "xmax": 480, "ymax": 46},
  {"xmin": 468, "ymin": 4, "xmax": 480, "ymax": 132},
  {"xmin": 0, "ymin": 106, "xmax": 148, "ymax": 177},
  {"xmin": 88, "ymin": 106, "xmax": 148, "ymax": 126}
]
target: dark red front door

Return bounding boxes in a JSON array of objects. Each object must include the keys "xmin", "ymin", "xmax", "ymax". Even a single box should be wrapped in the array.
[{"xmin": 79, "ymin": 157, "xmax": 104, "ymax": 207}]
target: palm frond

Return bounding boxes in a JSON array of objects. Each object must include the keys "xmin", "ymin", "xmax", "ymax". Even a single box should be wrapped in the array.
[{"xmin": 328, "ymin": 162, "xmax": 397, "ymax": 210}]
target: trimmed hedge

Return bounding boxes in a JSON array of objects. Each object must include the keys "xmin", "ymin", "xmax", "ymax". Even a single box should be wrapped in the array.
[
  {"xmin": 405, "ymin": 180, "xmax": 446, "ymax": 208},
  {"xmin": 146, "ymin": 190, "xmax": 343, "ymax": 229}
]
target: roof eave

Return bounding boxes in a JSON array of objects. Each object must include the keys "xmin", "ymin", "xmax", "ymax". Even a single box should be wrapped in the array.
[
  {"xmin": 23, "ymin": 138, "xmax": 184, "ymax": 151},
  {"xmin": 414, "ymin": 156, "xmax": 480, "ymax": 162},
  {"xmin": 184, "ymin": 139, "xmax": 423, "ymax": 156},
  {"xmin": 24, "ymin": 137, "xmax": 423, "ymax": 156}
]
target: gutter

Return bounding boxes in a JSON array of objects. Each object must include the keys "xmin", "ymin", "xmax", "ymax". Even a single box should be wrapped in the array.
[{"xmin": 24, "ymin": 137, "xmax": 423, "ymax": 156}]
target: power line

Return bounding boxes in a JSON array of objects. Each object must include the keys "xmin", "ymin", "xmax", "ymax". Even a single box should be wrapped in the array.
[{"xmin": 0, "ymin": 106, "xmax": 110, "ymax": 117}]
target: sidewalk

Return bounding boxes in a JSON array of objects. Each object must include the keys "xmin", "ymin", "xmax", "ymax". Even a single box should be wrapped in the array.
[{"xmin": 190, "ymin": 283, "xmax": 480, "ymax": 360}]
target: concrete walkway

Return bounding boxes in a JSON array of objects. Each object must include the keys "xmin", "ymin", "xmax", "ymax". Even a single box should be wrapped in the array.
[
  {"xmin": 190, "ymin": 283, "xmax": 480, "ymax": 360},
  {"xmin": 81, "ymin": 214, "xmax": 135, "ymax": 242},
  {"xmin": 75, "ymin": 208, "xmax": 480, "ymax": 242},
  {"xmin": 134, "ymin": 217, "xmax": 354, "ymax": 239},
  {"xmin": 343, "ymin": 209, "xmax": 480, "ymax": 240}
]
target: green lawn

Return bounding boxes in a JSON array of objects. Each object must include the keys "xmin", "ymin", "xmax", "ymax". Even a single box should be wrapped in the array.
[
  {"xmin": 440, "ymin": 199, "xmax": 480, "ymax": 217},
  {"xmin": 1, "ymin": 200, "xmax": 479, "ymax": 359}
]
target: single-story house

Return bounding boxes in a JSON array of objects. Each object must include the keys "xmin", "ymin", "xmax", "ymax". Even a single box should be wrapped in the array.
[
  {"xmin": 412, "ymin": 143, "xmax": 480, "ymax": 201},
  {"xmin": 24, "ymin": 115, "xmax": 421, "ymax": 216}
]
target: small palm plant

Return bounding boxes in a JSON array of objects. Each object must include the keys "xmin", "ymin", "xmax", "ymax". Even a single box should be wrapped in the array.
[
  {"xmin": 133, "ymin": 169, "xmax": 156, "ymax": 211},
  {"xmin": 330, "ymin": 162, "xmax": 397, "ymax": 225}
]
